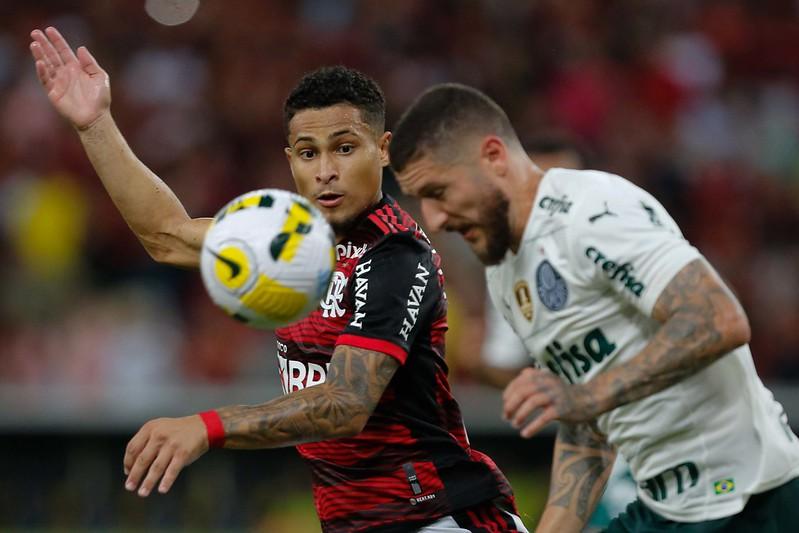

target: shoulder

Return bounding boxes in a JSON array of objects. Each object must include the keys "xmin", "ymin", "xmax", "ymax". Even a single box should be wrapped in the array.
[
  {"xmin": 547, "ymin": 169, "xmax": 674, "ymax": 240},
  {"xmin": 361, "ymin": 231, "xmax": 433, "ymax": 266}
]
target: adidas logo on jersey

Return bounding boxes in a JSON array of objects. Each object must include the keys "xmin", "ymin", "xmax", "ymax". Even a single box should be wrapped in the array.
[{"xmin": 585, "ymin": 246, "xmax": 645, "ymax": 297}]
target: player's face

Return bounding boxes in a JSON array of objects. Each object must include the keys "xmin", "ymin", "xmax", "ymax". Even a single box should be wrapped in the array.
[
  {"xmin": 396, "ymin": 156, "xmax": 512, "ymax": 265},
  {"xmin": 286, "ymin": 104, "xmax": 390, "ymax": 238}
]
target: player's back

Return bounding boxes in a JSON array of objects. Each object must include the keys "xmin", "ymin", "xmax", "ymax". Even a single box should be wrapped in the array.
[{"xmin": 276, "ymin": 196, "xmax": 514, "ymax": 533}]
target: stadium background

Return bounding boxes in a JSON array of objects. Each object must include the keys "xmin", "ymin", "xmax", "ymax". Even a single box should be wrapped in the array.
[{"xmin": 1, "ymin": 0, "xmax": 799, "ymax": 530}]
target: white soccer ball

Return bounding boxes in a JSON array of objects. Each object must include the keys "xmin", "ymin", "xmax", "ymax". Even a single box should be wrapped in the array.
[{"xmin": 200, "ymin": 188, "xmax": 336, "ymax": 329}]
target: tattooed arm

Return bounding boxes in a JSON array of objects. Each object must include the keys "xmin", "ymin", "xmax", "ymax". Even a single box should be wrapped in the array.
[
  {"xmin": 504, "ymin": 258, "xmax": 751, "ymax": 437},
  {"xmin": 122, "ymin": 345, "xmax": 399, "ymax": 496},
  {"xmin": 217, "ymin": 345, "xmax": 399, "ymax": 448},
  {"xmin": 582, "ymin": 257, "xmax": 750, "ymax": 416},
  {"xmin": 536, "ymin": 422, "xmax": 616, "ymax": 533}
]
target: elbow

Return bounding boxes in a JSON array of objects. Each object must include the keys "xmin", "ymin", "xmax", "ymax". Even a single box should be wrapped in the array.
[
  {"xmin": 139, "ymin": 233, "xmax": 199, "ymax": 268},
  {"xmin": 719, "ymin": 306, "xmax": 751, "ymax": 352},
  {"xmin": 728, "ymin": 311, "xmax": 751, "ymax": 349},
  {"xmin": 336, "ymin": 411, "xmax": 370, "ymax": 438}
]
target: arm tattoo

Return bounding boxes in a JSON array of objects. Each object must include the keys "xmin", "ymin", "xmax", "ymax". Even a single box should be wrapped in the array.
[
  {"xmin": 216, "ymin": 345, "xmax": 399, "ymax": 449},
  {"xmin": 548, "ymin": 422, "xmax": 615, "ymax": 523},
  {"xmin": 589, "ymin": 258, "xmax": 749, "ymax": 414}
]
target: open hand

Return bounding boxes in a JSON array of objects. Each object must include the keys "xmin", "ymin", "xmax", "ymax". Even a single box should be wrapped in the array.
[
  {"xmin": 29, "ymin": 26, "xmax": 111, "ymax": 130},
  {"xmin": 502, "ymin": 367, "xmax": 598, "ymax": 438},
  {"xmin": 123, "ymin": 415, "xmax": 209, "ymax": 497}
]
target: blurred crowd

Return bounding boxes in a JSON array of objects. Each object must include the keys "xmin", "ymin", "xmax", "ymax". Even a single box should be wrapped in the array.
[{"xmin": 1, "ymin": 0, "xmax": 798, "ymax": 394}]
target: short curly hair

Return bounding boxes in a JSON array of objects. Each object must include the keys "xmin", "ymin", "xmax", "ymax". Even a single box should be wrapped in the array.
[{"xmin": 284, "ymin": 66, "xmax": 385, "ymax": 136}]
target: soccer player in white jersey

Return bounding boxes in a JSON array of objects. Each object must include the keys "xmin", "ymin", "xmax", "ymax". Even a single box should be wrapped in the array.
[{"xmin": 389, "ymin": 83, "xmax": 799, "ymax": 532}]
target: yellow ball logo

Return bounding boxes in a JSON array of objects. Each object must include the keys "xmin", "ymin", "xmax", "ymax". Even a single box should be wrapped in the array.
[{"xmin": 212, "ymin": 244, "xmax": 253, "ymax": 293}]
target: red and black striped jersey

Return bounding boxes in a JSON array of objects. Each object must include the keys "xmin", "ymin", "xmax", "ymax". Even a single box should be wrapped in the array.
[{"xmin": 274, "ymin": 195, "xmax": 514, "ymax": 533}]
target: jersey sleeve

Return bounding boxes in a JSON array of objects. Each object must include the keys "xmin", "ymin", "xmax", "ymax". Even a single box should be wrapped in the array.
[
  {"xmin": 482, "ymin": 274, "xmax": 529, "ymax": 369},
  {"xmin": 336, "ymin": 234, "xmax": 441, "ymax": 365},
  {"xmin": 568, "ymin": 179, "xmax": 703, "ymax": 316}
]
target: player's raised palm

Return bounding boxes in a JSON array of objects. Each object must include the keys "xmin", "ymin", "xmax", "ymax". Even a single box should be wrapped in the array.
[{"xmin": 29, "ymin": 27, "xmax": 110, "ymax": 130}]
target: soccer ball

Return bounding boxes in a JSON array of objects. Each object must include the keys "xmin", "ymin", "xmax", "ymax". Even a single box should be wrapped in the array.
[{"xmin": 200, "ymin": 189, "xmax": 336, "ymax": 329}]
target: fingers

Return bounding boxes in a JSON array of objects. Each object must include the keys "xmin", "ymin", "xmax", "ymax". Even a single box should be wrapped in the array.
[
  {"xmin": 502, "ymin": 367, "xmax": 541, "ymax": 420},
  {"xmin": 77, "ymin": 46, "xmax": 102, "ymax": 76},
  {"xmin": 509, "ymin": 392, "xmax": 550, "ymax": 428},
  {"xmin": 123, "ymin": 426, "xmax": 150, "ymax": 476},
  {"xmin": 33, "ymin": 58, "xmax": 50, "ymax": 86},
  {"xmin": 30, "ymin": 29, "xmax": 63, "ymax": 70},
  {"xmin": 519, "ymin": 406, "xmax": 558, "ymax": 439},
  {"xmin": 44, "ymin": 26, "xmax": 79, "ymax": 65},
  {"xmin": 137, "ymin": 445, "xmax": 174, "ymax": 497},
  {"xmin": 158, "ymin": 451, "xmax": 188, "ymax": 494},
  {"xmin": 125, "ymin": 434, "xmax": 159, "ymax": 494},
  {"xmin": 123, "ymin": 417, "xmax": 206, "ymax": 497}
]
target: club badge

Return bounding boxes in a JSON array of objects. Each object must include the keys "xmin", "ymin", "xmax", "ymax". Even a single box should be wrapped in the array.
[{"xmin": 536, "ymin": 260, "xmax": 568, "ymax": 311}]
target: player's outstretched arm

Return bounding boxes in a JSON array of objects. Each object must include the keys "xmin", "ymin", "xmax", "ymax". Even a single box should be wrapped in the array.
[
  {"xmin": 122, "ymin": 345, "xmax": 399, "ymax": 496},
  {"xmin": 503, "ymin": 258, "xmax": 750, "ymax": 437},
  {"xmin": 536, "ymin": 422, "xmax": 615, "ymax": 533},
  {"xmin": 30, "ymin": 27, "xmax": 209, "ymax": 268}
]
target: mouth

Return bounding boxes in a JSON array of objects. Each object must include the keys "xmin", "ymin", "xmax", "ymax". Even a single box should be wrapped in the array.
[
  {"xmin": 316, "ymin": 191, "xmax": 344, "ymax": 208},
  {"xmin": 448, "ymin": 224, "xmax": 478, "ymax": 241}
]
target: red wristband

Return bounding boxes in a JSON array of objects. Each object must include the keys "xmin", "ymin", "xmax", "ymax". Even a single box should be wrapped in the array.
[{"xmin": 199, "ymin": 410, "xmax": 225, "ymax": 448}]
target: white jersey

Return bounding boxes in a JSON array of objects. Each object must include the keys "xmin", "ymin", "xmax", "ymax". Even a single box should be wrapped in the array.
[{"xmin": 486, "ymin": 168, "xmax": 799, "ymax": 522}]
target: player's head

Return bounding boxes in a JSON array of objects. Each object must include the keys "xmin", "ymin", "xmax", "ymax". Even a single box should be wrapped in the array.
[
  {"xmin": 390, "ymin": 83, "xmax": 524, "ymax": 265},
  {"xmin": 284, "ymin": 66, "xmax": 389, "ymax": 237}
]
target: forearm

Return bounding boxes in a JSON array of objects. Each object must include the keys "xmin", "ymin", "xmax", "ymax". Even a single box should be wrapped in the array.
[
  {"xmin": 215, "ymin": 345, "xmax": 398, "ymax": 449},
  {"xmin": 216, "ymin": 383, "xmax": 370, "ymax": 449},
  {"xmin": 585, "ymin": 259, "xmax": 750, "ymax": 415},
  {"xmin": 537, "ymin": 422, "xmax": 615, "ymax": 533},
  {"xmin": 78, "ymin": 112, "xmax": 208, "ymax": 266}
]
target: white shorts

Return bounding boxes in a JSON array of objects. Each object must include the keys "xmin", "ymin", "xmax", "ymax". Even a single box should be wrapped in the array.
[{"xmin": 417, "ymin": 508, "xmax": 529, "ymax": 532}]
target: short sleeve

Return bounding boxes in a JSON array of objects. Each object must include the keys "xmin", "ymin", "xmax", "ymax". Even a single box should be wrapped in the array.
[
  {"xmin": 569, "ymin": 181, "xmax": 703, "ymax": 316},
  {"xmin": 336, "ymin": 234, "xmax": 441, "ymax": 364},
  {"xmin": 481, "ymin": 293, "xmax": 529, "ymax": 369}
]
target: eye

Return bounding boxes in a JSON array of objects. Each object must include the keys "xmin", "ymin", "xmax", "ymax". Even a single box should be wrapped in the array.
[
  {"xmin": 336, "ymin": 144, "xmax": 354, "ymax": 155},
  {"xmin": 298, "ymin": 149, "xmax": 315, "ymax": 160},
  {"xmin": 427, "ymin": 186, "xmax": 445, "ymax": 200}
]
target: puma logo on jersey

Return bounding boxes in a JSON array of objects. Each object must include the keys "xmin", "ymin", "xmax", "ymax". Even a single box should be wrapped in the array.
[
  {"xmin": 641, "ymin": 202, "xmax": 663, "ymax": 227},
  {"xmin": 585, "ymin": 247, "xmax": 645, "ymax": 297},
  {"xmin": 588, "ymin": 202, "xmax": 618, "ymax": 223},
  {"xmin": 544, "ymin": 328, "xmax": 616, "ymax": 383},
  {"xmin": 538, "ymin": 195, "xmax": 572, "ymax": 216},
  {"xmin": 399, "ymin": 263, "xmax": 430, "ymax": 341}
]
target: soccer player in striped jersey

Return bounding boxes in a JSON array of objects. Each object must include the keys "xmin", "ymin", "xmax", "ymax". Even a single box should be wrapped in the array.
[
  {"xmin": 30, "ymin": 27, "xmax": 528, "ymax": 532},
  {"xmin": 389, "ymin": 83, "xmax": 799, "ymax": 532}
]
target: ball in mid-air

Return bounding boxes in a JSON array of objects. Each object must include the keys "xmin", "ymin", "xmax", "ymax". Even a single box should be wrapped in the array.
[{"xmin": 200, "ymin": 189, "xmax": 335, "ymax": 329}]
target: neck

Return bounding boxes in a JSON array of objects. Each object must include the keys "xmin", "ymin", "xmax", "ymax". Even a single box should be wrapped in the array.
[
  {"xmin": 508, "ymin": 161, "xmax": 545, "ymax": 254},
  {"xmin": 333, "ymin": 191, "xmax": 384, "ymax": 243}
]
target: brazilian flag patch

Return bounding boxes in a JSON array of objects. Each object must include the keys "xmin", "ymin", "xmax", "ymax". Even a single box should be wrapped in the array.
[{"xmin": 713, "ymin": 478, "xmax": 735, "ymax": 495}]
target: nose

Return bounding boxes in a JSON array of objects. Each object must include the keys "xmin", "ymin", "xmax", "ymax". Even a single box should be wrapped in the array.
[
  {"xmin": 420, "ymin": 198, "xmax": 448, "ymax": 232},
  {"xmin": 316, "ymin": 152, "xmax": 338, "ymax": 184}
]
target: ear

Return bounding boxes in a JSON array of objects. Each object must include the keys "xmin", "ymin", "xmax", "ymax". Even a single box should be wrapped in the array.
[
  {"xmin": 479, "ymin": 136, "xmax": 509, "ymax": 179},
  {"xmin": 284, "ymin": 147, "xmax": 296, "ymax": 178},
  {"xmin": 378, "ymin": 131, "xmax": 392, "ymax": 167}
]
